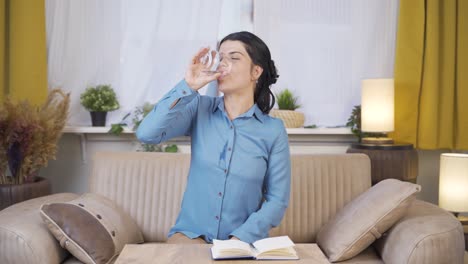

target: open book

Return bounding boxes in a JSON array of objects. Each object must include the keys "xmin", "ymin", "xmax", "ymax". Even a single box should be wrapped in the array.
[{"xmin": 210, "ymin": 235, "xmax": 299, "ymax": 260}]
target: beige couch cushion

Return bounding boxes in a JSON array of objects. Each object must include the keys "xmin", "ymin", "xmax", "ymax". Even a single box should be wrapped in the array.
[
  {"xmin": 62, "ymin": 256, "xmax": 117, "ymax": 264},
  {"xmin": 89, "ymin": 152, "xmax": 191, "ymax": 242},
  {"xmin": 256, "ymin": 153, "xmax": 372, "ymax": 242},
  {"xmin": 88, "ymin": 152, "xmax": 371, "ymax": 243},
  {"xmin": 0, "ymin": 193, "xmax": 79, "ymax": 264},
  {"xmin": 375, "ymin": 199, "xmax": 465, "ymax": 264},
  {"xmin": 62, "ymin": 256, "xmax": 86, "ymax": 264},
  {"xmin": 40, "ymin": 193, "xmax": 144, "ymax": 264},
  {"xmin": 339, "ymin": 247, "xmax": 384, "ymax": 264},
  {"xmin": 317, "ymin": 179, "xmax": 421, "ymax": 262}
]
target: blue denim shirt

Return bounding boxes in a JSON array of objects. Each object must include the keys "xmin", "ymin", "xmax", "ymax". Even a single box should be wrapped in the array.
[{"xmin": 136, "ymin": 80, "xmax": 291, "ymax": 243}]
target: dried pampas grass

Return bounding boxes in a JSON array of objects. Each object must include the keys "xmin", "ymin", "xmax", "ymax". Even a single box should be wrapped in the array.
[{"xmin": 0, "ymin": 89, "xmax": 70, "ymax": 184}]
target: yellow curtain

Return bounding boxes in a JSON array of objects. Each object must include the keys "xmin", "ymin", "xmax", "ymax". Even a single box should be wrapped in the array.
[
  {"xmin": 0, "ymin": 0, "xmax": 47, "ymax": 104},
  {"xmin": 393, "ymin": 0, "xmax": 468, "ymax": 150}
]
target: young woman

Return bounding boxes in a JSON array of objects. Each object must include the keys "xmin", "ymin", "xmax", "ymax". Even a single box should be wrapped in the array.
[{"xmin": 136, "ymin": 31, "xmax": 291, "ymax": 244}]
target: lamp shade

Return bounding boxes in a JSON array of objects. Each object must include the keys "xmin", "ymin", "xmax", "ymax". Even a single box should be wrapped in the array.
[
  {"xmin": 361, "ymin": 79, "xmax": 394, "ymax": 133},
  {"xmin": 439, "ymin": 153, "xmax": 468, "ymax": 212}
]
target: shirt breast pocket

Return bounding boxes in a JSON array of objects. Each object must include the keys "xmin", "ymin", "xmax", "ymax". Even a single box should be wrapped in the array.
[{"xmin": 231, "ymin": 155, "xmax": 267, "ymax": 183}]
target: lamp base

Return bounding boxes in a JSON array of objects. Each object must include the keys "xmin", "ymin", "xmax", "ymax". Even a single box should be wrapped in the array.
[{"xmin": 361, "ymin": 137, "xmax": 394, "ymax": 145}]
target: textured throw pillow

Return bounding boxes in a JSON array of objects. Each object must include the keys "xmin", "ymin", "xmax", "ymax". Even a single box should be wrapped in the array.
[
  {"xmin": 317, "ymin": 179, "xmax": 421, "ymax": 262},
  {"xmin": 40, "ymin": 193, "xmax": 144, "ymax": 264}
]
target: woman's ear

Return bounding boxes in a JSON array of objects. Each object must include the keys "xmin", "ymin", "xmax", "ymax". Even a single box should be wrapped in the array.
[{"xmin": 251, "ymin": 65, "xmax": 263, "ymax": 81}]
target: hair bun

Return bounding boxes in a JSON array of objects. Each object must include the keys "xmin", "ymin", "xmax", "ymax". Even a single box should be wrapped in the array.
[{"xmin": 267, "ymin": 60, "xmax": 279, "ymax": 85}]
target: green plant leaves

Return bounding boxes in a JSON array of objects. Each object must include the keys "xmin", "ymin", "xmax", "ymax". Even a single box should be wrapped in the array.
[
  {"xmin": 80, "ymin": 85, "xmax": 120, "ymax": 112},
  {"xmin": 164, "ymin": 144, "xmax": 178, "ymax": 153},
  {"xmin": 109, "ymin": 124, "xmax": 126, "ymax": 136},
  {"xmin": 108, "ymin": 102, "xmax": 178, "ymax": 153},
  {"xmin": 275, "ymin": 89, "xmax": 301, "ymax": 110},
  {"xmin": 346, "ymin": 105, "xmax": 386, "ymax": 141}
]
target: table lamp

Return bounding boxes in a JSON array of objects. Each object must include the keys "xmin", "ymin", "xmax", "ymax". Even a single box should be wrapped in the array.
[
  {"xmin": 439, "ymin": 153, "xmax": 468, "ymax": 222},
  {"xmin": 361, "ymin": 78, "xmax": 394, "ymax": 144}
]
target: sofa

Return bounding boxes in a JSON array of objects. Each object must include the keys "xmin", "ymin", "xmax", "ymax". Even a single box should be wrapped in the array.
[{"xmin": 0, "ymin": 152, "xmax": 465, "ymax": 263}]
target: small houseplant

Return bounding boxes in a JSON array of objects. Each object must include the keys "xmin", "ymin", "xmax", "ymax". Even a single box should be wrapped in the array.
[
  {"xmin": 0, "ymin": 89, "xmax": 70, "ymax": 209},
  {"xmin": 270, "ymin": 89, "xmax": 305, "ymax": 128},
  {"xmin": 109, "ymin": 102, "xmax": 178, "ymax": 152},
  {"xmin": 80, "ymin": 84, "xmax": 120, "ymax": 126}
]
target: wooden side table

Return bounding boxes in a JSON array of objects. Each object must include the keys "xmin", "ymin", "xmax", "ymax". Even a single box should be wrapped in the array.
[
  {"xmin": 464, "ymin": 226, "xmax": 467, "ymax": 251},
  {"xmin": 459, "ymin": 216, "xmax": 468, "ymax": 251},
  {"xmin": 346, "ymin": 143, "xmax": 418, "ymax": 185}
]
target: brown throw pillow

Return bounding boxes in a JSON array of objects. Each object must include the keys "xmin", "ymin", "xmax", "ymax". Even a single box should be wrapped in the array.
[
  {"xmin": 317, "ymin": 179, "xmax": 421, "ymax": 262},
  {"xmin": 40, "ymin": 193, "xmax": 144, "ymax": 264}
]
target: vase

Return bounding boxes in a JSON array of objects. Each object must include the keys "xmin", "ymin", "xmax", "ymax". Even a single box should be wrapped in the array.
[
  {"xmin": 269, "ymin": 109, "xmax": 305, "ymax": 128},
  {"xmin": 0, "ymin": 176, "xmax": 51, "ymax": 210},
  {"xmin": 90, "ymin": 111, "xmax": 107, "ymax": 127}
]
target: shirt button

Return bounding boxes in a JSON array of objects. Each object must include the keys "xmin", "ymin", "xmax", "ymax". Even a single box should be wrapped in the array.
[
  {"xmin": 215, "ymin": 216, "xmax": 219, "ymax": 220},
  {"xmin": 182, "ymin": 90, "xmax": 187, "ymax": 95},
  {"xmin": 218, "ymin": 192, "xmax": 222, "ymax": 197},
  {"xmin": 228, "ymin": 147, "xmax": 231, "ymax": 151},
  {"xmin": 230, "ymin": 125, "xmax": 233, "ymax": 129},
  {"xmin": 224, "ymin": 169, "xmax": 227, "ymax": 173}
]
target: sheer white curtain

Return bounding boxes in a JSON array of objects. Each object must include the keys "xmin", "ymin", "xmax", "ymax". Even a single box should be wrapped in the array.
[
  {"xmin": 218, "ymin": 0, "xmax": 253, "ymax": 39},
  {"xmin": 46, "ymin": 0, "xmax": 121, "ymax": 126},
  {"xmin": 46, "ymin": 0, "xmax": 222, "ymax": 126},
  {"xmin": 254, "ymin": 0, "xmax": 399, "ymax": 126}
]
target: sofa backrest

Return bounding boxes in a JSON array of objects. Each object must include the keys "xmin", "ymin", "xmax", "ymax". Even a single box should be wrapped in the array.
[
  {"xmin": 89, "ymin": 152, "xmax": 371, "ymax": 243},
  {"xmin": 269, "ymin": 154, "xmax": 371, "ymax": 242}
]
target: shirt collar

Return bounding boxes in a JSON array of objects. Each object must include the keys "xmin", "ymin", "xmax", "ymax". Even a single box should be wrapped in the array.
[{"xmin": 213, "ymin": 97, "xmax": 266, "ymax": 123}]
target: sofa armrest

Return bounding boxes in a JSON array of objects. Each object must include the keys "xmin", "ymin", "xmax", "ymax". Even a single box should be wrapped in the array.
[
  {"xmin": 375, "ymin": 199, "xmax": 465, "ymax": 264},
  {"xmin": 0, "ymin": 193, "xmax": 79, "ymax": 264}
]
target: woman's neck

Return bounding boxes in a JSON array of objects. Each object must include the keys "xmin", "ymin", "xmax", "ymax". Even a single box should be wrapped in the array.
[{"xmin": 223, "ymin": 91, "xmax": 254, "ymax": 121}]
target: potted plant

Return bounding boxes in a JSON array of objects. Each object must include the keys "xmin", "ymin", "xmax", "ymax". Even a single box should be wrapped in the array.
[
  {"xmin": 0, "ymin": 89, "xmax": 70, "ymax": 210},
  {"xmin": 80, "ymin": 84, "xmax": 120, "ymax": 126},
  {"xmin": 270, "ymin": 89, "xmax": 305, "ymax": 128},
  {"xmin": 109, "ymin": 102, "xmax": 179, "ymax": 152}
]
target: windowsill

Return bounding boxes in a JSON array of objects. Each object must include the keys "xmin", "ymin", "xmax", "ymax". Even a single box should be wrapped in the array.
[
  {"xmin": 63, "ymin": 126, "xmax": 352, "ymax": 135},
  {"xmin": 63, "ymin": 126, "xmax": 355, "ymax": 163},
  {"xmin": 63, "ymin": 126, "xmax": 135, "ymax": 134}
]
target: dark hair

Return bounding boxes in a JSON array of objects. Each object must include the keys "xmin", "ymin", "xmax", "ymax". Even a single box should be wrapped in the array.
[{"xmin": 219, "ymin": 31, "xmax": 279, "ymax": 114}]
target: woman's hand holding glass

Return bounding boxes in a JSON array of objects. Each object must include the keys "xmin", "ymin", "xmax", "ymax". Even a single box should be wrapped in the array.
[{"xmin": 185, "ymin": 47, "xmax": 232, "ymax": 91}]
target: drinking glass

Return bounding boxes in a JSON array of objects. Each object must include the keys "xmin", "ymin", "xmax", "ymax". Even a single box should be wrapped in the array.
[{"xmin": 201, "ymin": 50, "xmax": 232, "ymax": 76}]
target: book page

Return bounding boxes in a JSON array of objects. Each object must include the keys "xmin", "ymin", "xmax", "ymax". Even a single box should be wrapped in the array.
[
  {"xmin": 254, "ymin": 247, "xmax": 299, "ymax": 260},
  {"xmin": 211, "ymin": 239, "xmax": 254, "ymax": 259},
  {"xmin": 252, "ymin": 236, "xmax": 295, "ymax": 254}
]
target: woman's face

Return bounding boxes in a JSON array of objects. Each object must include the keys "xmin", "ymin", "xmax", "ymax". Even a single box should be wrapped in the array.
[{"xmin": 217, "ymin": 40, "xmax": 262, "ymax": 95}]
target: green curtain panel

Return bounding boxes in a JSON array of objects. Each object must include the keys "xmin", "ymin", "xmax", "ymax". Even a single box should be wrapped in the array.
[
  {"xmin": 392, "ymin": 0, "xmax": 468, "ymax": 150},
  {"xmin": 0, "ymin": 0, "xmax": 47, "ymax": 104}
]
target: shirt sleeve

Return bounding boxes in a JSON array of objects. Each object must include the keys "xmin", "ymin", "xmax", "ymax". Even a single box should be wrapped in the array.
[
  {"xmin": 136, "ymin": 79, "xmax": 199, "ymax": 144},
  {"xmin": 229, "ymin": 126, "xmax": 291, "ymax": 243}
]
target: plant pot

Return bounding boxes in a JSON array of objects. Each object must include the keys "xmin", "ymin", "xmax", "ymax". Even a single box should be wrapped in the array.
[
  {"xmin": 90, "ymin": 111, "xmax": 107, "ymax": 126},
  {"xmin": 269, "ymin": 109, "xmax": 305, "ymax": 128},
  {"xmin": 0, "ymin": 177, "xmax": 51, "ymax": 210}
]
